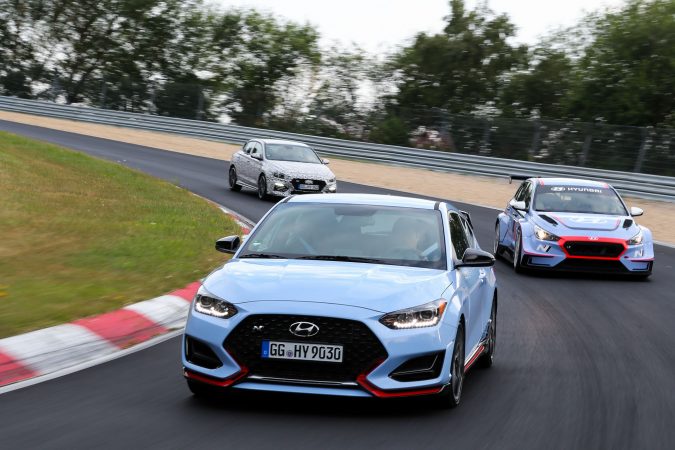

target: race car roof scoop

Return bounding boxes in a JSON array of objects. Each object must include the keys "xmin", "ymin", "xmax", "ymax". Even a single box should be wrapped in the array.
[
  {"xmin": 623, "ymin": 219, "xmax": 633, "ymax": 228},
  {"xmin": 539, "ymin": 214, "xmax": 558, "ymax": 226}
]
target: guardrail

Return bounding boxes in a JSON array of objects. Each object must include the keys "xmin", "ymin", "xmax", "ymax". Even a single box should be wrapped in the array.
[{"xmin": 1, "ymin": 96, "xmax": 674, "ymax": 202}]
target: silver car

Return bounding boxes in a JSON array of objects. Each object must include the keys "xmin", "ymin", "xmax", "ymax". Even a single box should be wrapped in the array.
[{"xmin": 228, "ymin": 139, "xmax": 338, "ymax": 200}]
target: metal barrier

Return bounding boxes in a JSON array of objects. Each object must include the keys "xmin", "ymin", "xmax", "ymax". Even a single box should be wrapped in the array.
[{"xmin": 0, "ymin": 96, "xmax": 673, "ymax": 202}]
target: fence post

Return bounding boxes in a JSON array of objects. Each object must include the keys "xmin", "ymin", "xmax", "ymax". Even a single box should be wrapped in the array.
[
  {"xmin": 633, "ymin": 127, "xmax": 649, "ymax": 173},
  {"xmin": 529, "ymin": 120, "xmax": 541, "ymax": 158},
  {"xmin": 579, "ymin": 124, "xmax": 593, "ymax": 166}
]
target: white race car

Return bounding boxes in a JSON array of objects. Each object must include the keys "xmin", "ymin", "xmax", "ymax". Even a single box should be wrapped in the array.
[{"xmin": 228, "ymin": 139, "xmax": 337, "ymax": 200}]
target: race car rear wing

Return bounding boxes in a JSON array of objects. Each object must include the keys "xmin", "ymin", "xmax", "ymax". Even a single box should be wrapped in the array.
[{"xmin": 509, "ymin": 174, "xmax": 537, "ymax": 184}]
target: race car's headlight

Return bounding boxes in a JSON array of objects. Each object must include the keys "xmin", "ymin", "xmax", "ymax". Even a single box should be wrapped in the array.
[
  {"xmin": 272, "ymin": 172, "xmax": 285, "ymax": 179},
  {"xmin": 380, "ymin": 300, "xmax": 447, "ymax": 330},
  {"xmin": 627, "ymin": 229, "xmax": 643, "ymax": 245},
  {"xmin": 194, "ymin": 293, "xmax": 238, "ymax": 319},
  {"xmin": 328, "ymin": 178, "xmax": 336, "ymax": 183},
  {"xmin": 534, "ymin": 225, "xmax": 560, "ymax": 242}
]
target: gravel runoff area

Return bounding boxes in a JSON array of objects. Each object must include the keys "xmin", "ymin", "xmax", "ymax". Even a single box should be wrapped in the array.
[{"xmin": 1, "ymin": 110, "xmax": 674, "ymax": 245}]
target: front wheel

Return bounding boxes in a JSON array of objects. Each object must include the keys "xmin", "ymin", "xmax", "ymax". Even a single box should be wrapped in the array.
[
  {"xmin": 228, "ymin": 166, "xmax": 242, "ymax": 192},
  {"xmin": 513, "ymin": 228, "xmax": 526, "ymax": 274},
  {"xmin": 477, "ymin": 298, "xmax": 497, "ymax": 369},
  {"xmin": 257, "ymin": 174, "xmax": 269, "ymax": 200},
  {"xmin": 434, "ymin": 323, "xmax": 465, "ymax": 409}
]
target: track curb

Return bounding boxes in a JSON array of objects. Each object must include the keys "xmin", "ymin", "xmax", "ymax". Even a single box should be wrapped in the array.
[{"xmin": 0, "ymin": 206, "xmax": 254, "ymax": 388}]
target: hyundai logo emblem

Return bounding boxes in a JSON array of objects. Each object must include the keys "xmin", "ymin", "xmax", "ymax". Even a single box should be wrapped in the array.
[
  {"xmin": 588, "ymin": 236, "xmax": 600, "ymax": 240},
  {"xmin": 289, "ymin": 321, "xmax": 319, "ymax": 337},
  {"xmin": 305, "ymin": 180, "xmax": 313, "ymax": 184}
]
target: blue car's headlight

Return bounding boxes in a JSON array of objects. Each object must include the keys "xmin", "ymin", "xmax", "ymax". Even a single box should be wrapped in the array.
[
  {"xmin": 627, "ymin": 229, "xmax": 643, "ymax": 245},
  {"xmin": 380, "ymin": 300, "xmax": 447, "ymax": 329},
  {"xmin": 534, "ymin": 225, "xmax": 560, "ymax": 242},
  {"xmin": 194, "ymin": 292, "xmax": 238, "ymax": 319}
]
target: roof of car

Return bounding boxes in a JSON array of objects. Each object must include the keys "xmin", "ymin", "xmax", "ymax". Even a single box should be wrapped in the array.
[
  {"xmin": 252, "ymin": 139, "xmax": 311, "ymax": 147},
  {"xmin": 287, "ymin": 193, "xmax": 450, "ymax": 210},
  {"xmin": 532, "ymin": 177, "xmax": 610, "ymax": 188}
]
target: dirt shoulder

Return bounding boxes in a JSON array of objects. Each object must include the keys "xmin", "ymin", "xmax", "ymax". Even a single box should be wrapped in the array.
[{"xmin": 1, "ymin": 110, "xmax": 674, "ymax": 245}]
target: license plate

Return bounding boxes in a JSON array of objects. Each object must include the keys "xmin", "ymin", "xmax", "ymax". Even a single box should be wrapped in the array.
[
  {"xmin": 261, "ymin": 340, "xmax": 343, "ymax": 363},
  {"xmin": 298, "ymin": 184, "xmax": 320, "ymax": 191}
]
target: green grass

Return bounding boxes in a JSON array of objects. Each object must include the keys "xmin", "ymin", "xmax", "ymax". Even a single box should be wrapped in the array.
[{"xmin": 0, "ymin": 132, "xmax": 240, "ymax": 337}]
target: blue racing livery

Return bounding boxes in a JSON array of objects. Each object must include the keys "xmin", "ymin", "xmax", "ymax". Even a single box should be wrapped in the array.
[
  {"xmin": 495, "ymin": 177, "xmax": 654, "ymax": 277},
  {"xmin": 182, "ymin": 194, "xmax": 498, "ymax": 408}
]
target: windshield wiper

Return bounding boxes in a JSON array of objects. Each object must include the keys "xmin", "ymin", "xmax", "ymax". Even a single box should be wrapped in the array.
[
  {"xmin": 297, "ymin": 255, "xmax": 387, "ymax": 264},
  {"xmin": 239, "ymin": 253, "xmax": 286, "ymax": 259}
]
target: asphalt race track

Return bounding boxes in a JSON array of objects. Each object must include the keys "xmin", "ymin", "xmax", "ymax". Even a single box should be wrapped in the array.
[{"xmin": 1, "ymin": 119, "xmax": 675, "ymax": 449}]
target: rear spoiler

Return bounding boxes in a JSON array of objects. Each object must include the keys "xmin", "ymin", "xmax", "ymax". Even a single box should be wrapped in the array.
[{"xmin": 509, "ymin": 174, "xmax": 536, "ymax": 184}]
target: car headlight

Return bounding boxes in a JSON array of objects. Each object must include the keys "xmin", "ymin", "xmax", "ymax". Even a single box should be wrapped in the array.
[
  {"xmin": 627, "ymin": 229, "xmax": 643, "ymax": 245},
  {"xmin": 534, "ymin": 225, "xmax": 560, "ymax": 242},
  {"xmin": 379, "ymin": 300, "xmax": 447, "ymax": 330},
  {"xmin": 328, "ymin": 178, "xmax": 336, "ymax": 183},
  {"xmin": 194, "ymin": 293, "xmax": 238, "ymax": 319},
  {"xmin": 272, "ymin": 172, "xmax": 285, "ymax": 179}
]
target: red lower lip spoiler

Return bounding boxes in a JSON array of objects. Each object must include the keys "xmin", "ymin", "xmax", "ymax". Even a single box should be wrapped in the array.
[
  {"xmin": 356, "ymin": 359, "xmax": 443, "ymax": 398},
  {"xmin": 184, "ymin": 366, "xmax": 249, "ymax": 387}
]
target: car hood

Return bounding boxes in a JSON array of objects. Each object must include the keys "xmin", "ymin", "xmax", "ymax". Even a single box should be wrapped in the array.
[
  {"xmin": 202, "ymin": 259, "xmax": 451, "ymax": 313},
  {"xmin": 533, "ymin": 211, "xmax": 638, "ymax": 238},
  {"xmin": 267, "ymin": 161, "xmax": 334, "ymax": 180}
]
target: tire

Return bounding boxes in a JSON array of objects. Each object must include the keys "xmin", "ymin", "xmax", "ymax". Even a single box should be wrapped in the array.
[
  {"xmin": 493, "ymin": 223, "xmax": 506, "ymax": 259},
  {"xmin": 187, "ymin": 379, "xmax": 217, "ymax": 398},
  {"xmin": 434, "ymin": 322, "xmax": 465, "ymax": 409},
  {"xmin": 257, "ymin": 174, "xmax": 269, "ymax": 200},
  {"xmin": 477, "ymin": 297, "xmax": 497, "ymax": 369},
  {"xmin": 228, "ymin": 166, "xmax": 242, "ymax": 192},
  {"xmin": 513, "ymin": 227, "xmax": 526, "ymax": 274}
]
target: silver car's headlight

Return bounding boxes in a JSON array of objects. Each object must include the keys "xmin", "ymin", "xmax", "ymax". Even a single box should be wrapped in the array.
[
  {"xmin": 379, "ymin": 300, "xmax": 447, "ymax": 329},
  {"xmin": 194, "ymin": 292, "xmax": 238, "ymax": 319},
  {"xmin": 627, "ymin": 229, "xmax": 643, "ymax": 245},
  {"xmin": 272, "ymin": 172, "xmax": 285, "ymax": 179},
  {"xmin": 328, "ymin": 178, "xmax": 336, "ymax": 183},
  {"xmin": 534, "ymin": 225, "xmax": 560, "ymax": 242}
]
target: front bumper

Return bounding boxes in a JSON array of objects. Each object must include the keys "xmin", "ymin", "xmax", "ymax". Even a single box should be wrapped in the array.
[
  {"xmin": 182, "ymin": 301, "xmax": 456, "ymax": 397},
  {"xmin": 267, "ymin": 177, "xmax": 337, "ymax": 197},
  {"xmin": 520, "ymin": 234, "xmax": 654, "ymax": 273}
]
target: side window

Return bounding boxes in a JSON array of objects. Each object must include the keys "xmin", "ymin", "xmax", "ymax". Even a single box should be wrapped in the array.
[
  {"xmin": 448, "ymin": 212, "xmax": 470, "ymax": 260},
  {"xmin": 514, "ymin": 182, "xmax": 528, "ymax": 201},
  {"xmin": 243, "ymin": 142, "xmax": 253, "ymax": 155},
  {"xmin": 460, "ymin": 216, "xmax": 477, "ymax": 248},
  {"xmin": 522, "ymin": 183, "xmax": 533, "ymax": 208},
  {"xmin": 251, "ymin": 143, "xmax": 263, "ymax": 159}
]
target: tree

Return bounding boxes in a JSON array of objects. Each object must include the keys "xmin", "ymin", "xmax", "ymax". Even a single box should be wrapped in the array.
[
  {"xmin": 389, "ymin": 0, "xmax": 527, "ymax": 118},
  {"xmin": 566, "ymin": 0, "xmax": 675, "ymax": 127}
]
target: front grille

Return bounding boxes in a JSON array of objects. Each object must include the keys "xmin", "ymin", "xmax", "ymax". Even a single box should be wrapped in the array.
[
  {"xmin": 563, "ymin": 241, "xmax": 625, "ymax": 258},
  {"xmin": 290, "ymin": 178, "xmax": 326, "ymax": 192},
  {"xmin": 224, "ymin": 315, "xmax": 387, "ymax": 383},
  {"xmin": 555, "ymin": 259, "xmax": 631, "ymax": 273}
]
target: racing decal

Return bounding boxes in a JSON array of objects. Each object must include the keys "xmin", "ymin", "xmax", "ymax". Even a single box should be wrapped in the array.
[
  {"xmin": 548, "ymin": 186, "xmax": 603, "ymax": 193},
  {"xmin": 536, "ymin": 244, "xmax": 551, "ymax": 252}
]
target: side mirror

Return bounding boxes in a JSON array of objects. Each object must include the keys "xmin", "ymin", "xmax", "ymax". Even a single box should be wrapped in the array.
[
  {"xmin": 252, "ymin": 153, "xmax": 262, "ymax": 161},
  {"xmin": 322, "ymin": 158, "xmax": 330, "ymax": 165},
  {"xmin": 630, "ymin": 206, "xmax": 644, "ymax": 217},
  {"xmin": 509, "ymin": 199, "xmax": 527, "ymax": 211},
  {"xmin": 456, "ymin": 248, "xmax": 495, "ymax": 268},
  {"xmin": 215, "ymin": 235, "xmax": 241, "ymax": 254}
]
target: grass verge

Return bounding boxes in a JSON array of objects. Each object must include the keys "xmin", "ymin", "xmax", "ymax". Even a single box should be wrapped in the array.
[{"xmin": 0, "ymin": 132, "xmax": 240, "ymax": 337}]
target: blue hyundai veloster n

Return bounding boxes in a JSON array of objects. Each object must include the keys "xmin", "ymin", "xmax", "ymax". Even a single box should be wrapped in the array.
[{"xmin": 182, "ymin": 194, "xmax": 497, "ymax": 408}]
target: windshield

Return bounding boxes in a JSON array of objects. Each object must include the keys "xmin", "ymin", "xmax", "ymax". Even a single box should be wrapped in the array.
[
  {"xmin": 534, "ymin": 185, "xmax": 627, "ymax": 215},
  {"xmin": 265, "ymin": 144, "xmax": 322, "ymax": 164},
  {"xmin": 239, "ymin": 203, "xmax": 447, "ymax": 270}
]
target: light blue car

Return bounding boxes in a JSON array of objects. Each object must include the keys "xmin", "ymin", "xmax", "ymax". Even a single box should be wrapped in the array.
[
  {"xmin": 182, "ymin": 194, "xmax": 497, "ymax": 408},
  {"xmin": 495, "ymin": 177, "xmax": 654, "ymax": 278}
]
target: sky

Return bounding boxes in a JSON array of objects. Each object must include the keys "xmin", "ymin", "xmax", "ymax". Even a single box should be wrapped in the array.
[{"xmin": 215, "ymin": 0, "xmax": 626, "ymax": 53}]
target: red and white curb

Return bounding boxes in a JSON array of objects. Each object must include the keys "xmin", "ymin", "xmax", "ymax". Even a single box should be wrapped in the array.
[{"xmin": 0, "ymin": 205, "xmax": 254, "ymax": 389}]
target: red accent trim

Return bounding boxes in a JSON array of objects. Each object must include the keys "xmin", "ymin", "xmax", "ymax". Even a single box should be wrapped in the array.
[
  {"xmin": 184, "ymin": 366, "xmax": 249, "ymax": 387},
  {"xmin": 356, "ymin": 359, "xmax": 443, "ymax": 398},
  {"xmin": 75, "ymin": 309, "xmax": 167, "ymax": 349},
  {"xmin": 538, "ymin": 179, "xmax": 545, "ymax": 185},
  {"xmin": 464, "ymin": 344, "xmax": 485, "ymax": 371},
  {"xmin": 558, "ymin": 236, "xmax": 627, "ymax": 261}
]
